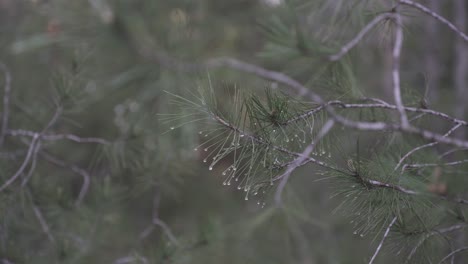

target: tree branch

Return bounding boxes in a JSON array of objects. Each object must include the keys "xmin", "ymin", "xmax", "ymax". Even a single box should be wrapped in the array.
[
  {"xmin": 369, "ymin": 216, "xmax": 398, "ymax": 264},
  {"xmin": 274, "ymin": 119, "xmax": 335, "ymax": 206},
  {"xmin": 437, "ymin": 246, "xmax": 468, "ymax": 264},
  {"xmin": 391, "ymin": 11, "xmax": 409, "ymax": 127},
  {"xmin": 399, "ymin": 0, "xmax": 468, "ymax": 43},
  {"xmin": 330, "ymin": 13, "xmax": 395, "ymax": 61}
]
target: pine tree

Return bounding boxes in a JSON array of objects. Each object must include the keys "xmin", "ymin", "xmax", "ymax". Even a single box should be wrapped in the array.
[{"xmin": 1, "ymin": 0, "xmax": 467, "ymax": 263}]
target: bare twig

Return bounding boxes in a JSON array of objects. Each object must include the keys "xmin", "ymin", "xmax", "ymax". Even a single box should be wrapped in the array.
[
  {"xmin": 205, "ymin": 57, "xmax": 322, "ymax": 102},
  {"xmin": 364, "ymin": 179, "xmax": 418, "ymax": 195},
  {"xmin": 6, "ymin": 129, "xmax": 111, "ymax": 145},
  {"xmin": 395, "ymin": 123, "xmax": 462, "ymax": 171},
  {"xmin": 274, "ymin": 120, "xmax": 335, "ymax": 206},
  {"xmin": 32, "ymin": 203, "xmax": 56, "ymax": 244},
  {"xmin": 391, "ymin": 11, "xmax": 409, "ymax": 127},
  {"xmin": 437, "ymin": 246, "xmax": 468, "ymax": 264},
  {"xmin": 0, "ymin": 63, "xmax": 11, "ymax": 147},
  {"xmin": 40, "ymin": 152, "xmax": 91, "ymax": 207},
  {"xmin": 139, "ymin": 189, "xmax": 179, "ymax": 246},
  {"xmin": 21, "ymin": 141, "xmax": 42, "ymax": 186},
  {"xmin": 330, "ymin": 13, "xmax": 395, "ymax": 61},
  {"xmin": 369, "ymin": 216, "xmax": 398, "ymax": 264},
  {"xmin": 399, "ymin": 0, "xmax": 468, "ymax": 43},
  {"xmin": 406, "ymin": 223, "xmax": 468, "ymax": 263},
  {"xmin": 0, "ymin": 134, "xmax": 39, "ymax": 192},
  {"xmin": 404, "ymin": 159, "xmax": 468, "ymax": 170},
  {"xmin": 286, "ymin": 101, "xmax": 468, "ymax": 127},
  {"xmin": 152, "ymin": 218, "xmax": 179, "ymax": 246}
]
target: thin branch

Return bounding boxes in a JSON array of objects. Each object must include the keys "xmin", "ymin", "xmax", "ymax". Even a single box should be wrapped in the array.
[
  {"xmin": 395, "ymin": 123, "xmax": 462, "ymax": 171},
  {"xmin": 392, "ymin": 11, "xmax": 409, "ymax": 127},
  {"xmin": 285, "ymin": 101, "xmax": 468, "ymax": 127},
  {"xmin": 369, "ymin": 216, "xmax": 398, "ymax": 264},
  {"xmin": 364, "ymin": 178, "xmax": 418, "ymax": 195},
  {"xmin": 139, "ymin": 188, "xmax": 179, "ymax": 246},
  {"xmin": 40, "ymin": 152, "xmax": 91, "ymax": 207},
  {"xmin": 1, "ymin": 107, "xmax": 64, "ymax": 192},
  {"xmin": 399, "ymin": 0, "xmax": 468, "ymax": 43},
  {"xmin": 274, "ymin": 119, "xmax": 335, "ymax": 206},
  {"xmin": 0, "ymin": 63, "xmax": 11, "ymax": 147},
  {"xmin": 404, "ymin": 159, "xmax": 468, "ymax": 170},
  {"xmin": 32, "ymin": 203, "xmax": 56, "ymax": 244},
  {"xmin": 406, "ymin": 223, "xmax": 468, "ymax": 263},
  {"xmin": 21, "ymin": 141, "xmax": 42, "ymax": 186},
  {"xmin": 437, "ymin": 246, "xmax": 468, "ymax": 264},
  {"xmin": 330, "ymin": 13, "xmax": 395, "ymax": 61},
  {"xmin": 152, "ymin": 218, "xmax": 179, "ymax": 246},
  {"xmin": 205, "ymin": 57, "xmax": 322, "ymax": 102},
  {"xmin": 6, "ymin": 129, "xmax": 111, "ymax": 145},
  {"xmin": 0, "ymin": 134, "xmax": 39, "ymax": 192}
]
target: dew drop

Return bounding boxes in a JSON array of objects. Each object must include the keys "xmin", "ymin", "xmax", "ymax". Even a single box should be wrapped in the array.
[
  {"xmin": 170, "ymin": 127, "xmax": 175, "ymax": 130},
  {"xmin": 194, "ymin": 148, "xmax": 198, "ymax": 151},
  {"xmin": 203, "ymin": 159, "xmax": 207, "ymax": 163},
  {"xmin": 204, "ymin": 148, "xmax": 209, "ymax": 152},
  {"xmin": 209, "ymin": 166, "xmax": 213, "ymax": 170}
]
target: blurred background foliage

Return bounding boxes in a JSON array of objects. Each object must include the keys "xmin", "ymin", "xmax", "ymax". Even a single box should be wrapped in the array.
[{"xmin": 0, "ymin": 0, "xmax": 467, "ymax": 263}]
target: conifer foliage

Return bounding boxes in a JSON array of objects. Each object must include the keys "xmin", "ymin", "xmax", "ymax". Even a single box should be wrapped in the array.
[{"xmin": 1, "ymin": 0, "xmax": 468, "ymax": 263}]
